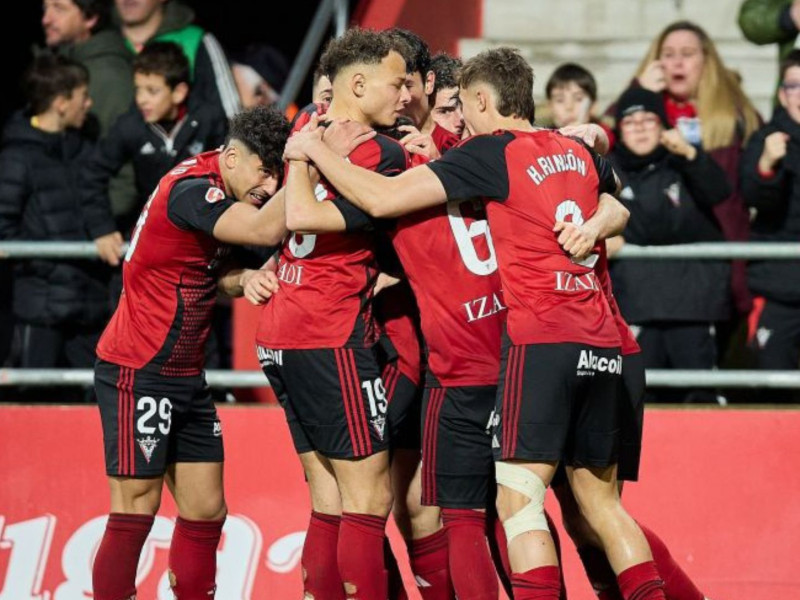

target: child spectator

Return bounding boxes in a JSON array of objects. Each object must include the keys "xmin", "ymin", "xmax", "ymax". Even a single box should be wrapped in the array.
[
  {"xmin": 546, "ymin": 62, "xmax": 599, "ymax": 128},
  {"xmin": 741, "ymin": 49, "xmax": 800, "ymax": 379},
  {"xmin": 0, "ymin": 54, "xmax": 109, "ymax": 372},
  {"xmin": 80, "ymin": 41, "xmax": 227, "ymax": 265},
  {"xmin": 607, "ymin": 88, "xmax": 732, "ymax": 403}
]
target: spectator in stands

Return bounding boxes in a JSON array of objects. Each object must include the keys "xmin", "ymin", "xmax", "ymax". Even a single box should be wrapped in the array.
[
  {"xmin": 43, "ymin": 0, "xmax": 138, "ymax": 254},
  {"xmin": 43, "ymin": 0, "xmax": 133, "ymax": 137},
  {"xmin": 739, "ymin": 0, "xmax": 800, "ymax": 102},
  {"xmin": 114, "ymin": 0, "xmax": 241, "ymax": 120},
  {"xmin": 545, "ymin": 63, "xmax": 599, "ymax": 128},
  {"xmin": 0, "ymin": 55, "xmax": 108, "ymax": 373},
  {"xmin": 80, "ymin": 41, "xmax": 227, "ymax": 266},
  {"xmin": 429, "ymin": 52, "xmax": 463, "ymax": 137},
  {"xmin": 311, "ymin": 65, "xmax": 332, "ymax": 109},
  {"xmin": 741, "ymin": 49, "xmax": 800, "ymax": 381},
  {"xmin": 606, "ymin": 21, "xmax": 761, "ymax": 322},
  {"xmin": 608, "ymin": 88, "xmax": 731, "ymax": 403},
  {"xmin": 231, "ymin": 43, "xmax": 290, "ymax": 109}
]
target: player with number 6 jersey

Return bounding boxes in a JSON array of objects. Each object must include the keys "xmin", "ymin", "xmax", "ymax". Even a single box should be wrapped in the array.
[{"xmin": 92, "ymin": 107, "xmax": 290, "ymax": 600}]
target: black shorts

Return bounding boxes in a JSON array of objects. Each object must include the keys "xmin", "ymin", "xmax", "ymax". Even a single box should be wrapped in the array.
[
  {"xmin": 494, "ymin": 337, "xmax": 622, "ymax": 469},
  {"xmin": 618, "ymin": 351, "xmax": 645, "ymax": 481},
  {"xmin": 258, "ymin": 345, "xmax": 389, "ymax": 459},
  {"xmin": 383, "ymin": 362, "xmax": 422, "ymax": 450},
  {"xmin": 421, "ymin": 385, "xmax": 496, "ymax": 509},
  {"xmin": 95, "ymin": 360, "xmax": 224, "ymax": 478}
]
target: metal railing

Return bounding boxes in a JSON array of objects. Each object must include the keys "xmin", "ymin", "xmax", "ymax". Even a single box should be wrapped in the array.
[
  {"xmin": 3, "ymin": 369, "xmax": 800, "ymax": 389},
  {"xmin": 2, "ymin": 241, "xmax": 800, "ymax": 261}
]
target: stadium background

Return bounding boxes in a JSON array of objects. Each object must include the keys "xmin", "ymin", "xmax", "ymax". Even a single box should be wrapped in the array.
[{"xmin": 1, "ymin": 1, "xmax": 798, "ymax": 598}]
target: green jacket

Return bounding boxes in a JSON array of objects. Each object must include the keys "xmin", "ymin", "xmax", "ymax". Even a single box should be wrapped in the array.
[
  {"xmin": 58, "ymin": 29, "xmax": 137, "ymax": 226},
  {"xmin": 739, "ymin": 0, "xmax": 799, "ymax": 101},
  {"xmin": 58, "ymin": 29, "xmax": 134, "ymax": 137}
]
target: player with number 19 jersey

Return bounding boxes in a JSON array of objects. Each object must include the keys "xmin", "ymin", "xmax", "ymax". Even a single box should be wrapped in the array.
[{"xmin": 256, "ymin": 134, "xmax": 410, "ymax": 459}]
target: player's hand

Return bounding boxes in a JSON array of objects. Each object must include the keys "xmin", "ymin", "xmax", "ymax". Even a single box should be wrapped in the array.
[
  {"xmin": 95, "ymin": 231, "xmax": 124, "ymax": 266},
  {"xmin": 661, "ymin": 128, "xmax": 697, "ymax": 160},
  {"xmin": 323, "ymin": 119, "xmax": 376, "ymax": 157},
  {"xmin": 240, "ymin": 269, "xmax": 280, "ymax": 305},
  {"xmin": 284, "ymin": 113, "xmax": 325, "ymax": 162},
  {"xmin": 559, "ymin": 123, "xmax": 610, "ymax": 155},
  {"xmin": 637, "ymin": 60, "xmax": 667, "ymax": 93},
  {"xmin": 759, "ymin": 131, "xmax": 789, "ymax": 171},
  {"xmin": 398, "ymin": 125, "xmax": 441, "ymax": 160},
  {"xmin": 553, "ymin": 220, "xmax": 598, "ymax": 262}
]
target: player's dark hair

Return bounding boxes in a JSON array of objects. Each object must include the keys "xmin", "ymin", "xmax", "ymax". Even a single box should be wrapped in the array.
[
  {"xmin": 134, "ymin": 41, "xmax": 190, "ymax": 89},
  {"xmin": 226, "ymin": 105, "xmax": 290, "ymax": 174},
  {"xmin": 430, "ymin": 53, "xmax": 462, "ymax": 97},
  {"xmin": 460, "ymin": 47, "xmax": 535, "ymax": 123},
  {"xmin": 780, "ymin": 49, "xmax": 800, "ymax": 84},
  {"xmin": 545, "ymin": 63, "xmax": 597, "ymax": 102},
  {"xmin": 319, "ymin": 27, "xmax": 409, "ymax": 83},
  {"xmin": 313, "ymin": 63, "xmax": 328, "ymax": 86},
  {"xmin": 25, "ymin": 53, "xmax": 89, "ymax": 115},
  {"xmin": 386, "ymin": 28, "xmax": 431, "ymax": 76}
]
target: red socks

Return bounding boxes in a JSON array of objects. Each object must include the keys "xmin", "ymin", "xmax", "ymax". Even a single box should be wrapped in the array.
[
  {"xmin": 577, "ymin": 545, "xmax": 624, "ymax": 600},
  {"xmin": 168, "ymin": 516, "xmax": 225, "ymax": 599},
  {"xmin": 304, "ymin": 511, "xmax": 345, "ymax": 599},
  {"xmin": 638, "ymin": 523, "xmax": 704, "ymax": 600},
  {"xmin": 408, "ymin": 528, "xmax": 454, "ymax": 599},
  {"xmin": 92, "ymin": 513, "xmax": 154, "ymax": 600},
  {"xmin": 511, "ymin": 565, "xmax": 562, "ymax": 599},
  {"xmin": 441, "ymin": 508, "xmax": 498, "ymax": 600},
  {"xmin": 338, "ymin": 512, "xmax": 388, "ymax": 600},
  {"xmin": 617, "ymin": 561, "xmax": 666, "ymax": 600}
]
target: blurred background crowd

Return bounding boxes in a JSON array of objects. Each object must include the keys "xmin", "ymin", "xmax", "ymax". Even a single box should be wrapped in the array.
[{"xmin": 2, "ymin": 0, "xmax": 799, "ymax": 404}]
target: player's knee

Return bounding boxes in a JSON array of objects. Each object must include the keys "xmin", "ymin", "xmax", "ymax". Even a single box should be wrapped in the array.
[
  {"xmin": 495, "ymin": 462, "xmax": 549, "ymax": 543},
  {"xmin": 111, "ymin": 477, "xmax": 162, "ymax": 515}
]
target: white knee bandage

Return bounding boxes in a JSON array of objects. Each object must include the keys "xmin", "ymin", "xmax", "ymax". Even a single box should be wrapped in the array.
[{"xmin": 495, "ymin": 461, "xmax": 550, "ymax": 543}]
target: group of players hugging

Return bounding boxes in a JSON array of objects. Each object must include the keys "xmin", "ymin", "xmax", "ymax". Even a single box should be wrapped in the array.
[{"xmin": 87, "ymin": 26, "xmax": 711, "ymax": 600}]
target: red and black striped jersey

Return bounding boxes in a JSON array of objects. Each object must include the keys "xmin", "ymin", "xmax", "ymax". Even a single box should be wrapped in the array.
[
  {"xmin": 428, "ymin": 129, "xmax": 622, "ymax": 348},
  {"xmin": 256, "ymin": 134, "xmax": 410, "ymax": 350},
  {"xmin": 97, "ymin": 150, "xmax": 235, "ymax": 375}
]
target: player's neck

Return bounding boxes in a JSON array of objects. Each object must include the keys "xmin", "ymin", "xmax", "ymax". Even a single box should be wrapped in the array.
[
  {"xmin": 418, "ymin": 110, "xmax": 436, "ymax": 135},
  {"xmin": 489, "ymin": 115, "xmax": 535, "ymax": 133},
  {"xmin": 326, "ymin": 100, "xmax": 371, "ymax": 126}
]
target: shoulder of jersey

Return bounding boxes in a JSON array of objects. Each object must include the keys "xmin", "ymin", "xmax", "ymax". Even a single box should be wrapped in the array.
[
  {"xmin": 290, "ymin": 102, "xmax": 328, "ymax": 134},
  {"xmin": 350, "ymin": 133, "xmax": 409, "ymax": 169}
]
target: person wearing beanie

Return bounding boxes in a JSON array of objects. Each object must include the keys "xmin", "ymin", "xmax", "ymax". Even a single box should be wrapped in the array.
[{"xmin": 608, "ymin": 88, "xmax": 733, "ymax": 403}]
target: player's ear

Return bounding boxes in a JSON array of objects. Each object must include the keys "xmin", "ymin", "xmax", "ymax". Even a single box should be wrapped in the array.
[
  {"xmin": 351, "ymin": 72, "xmax": 366, "ymax": 99},
  {"xmin": 223, "ymin": 143, "xmax": 238, "ymax": 170},
  {"xmin": 476, "ymin": 88, "xmax": 488, "ymax": 113},
  {"xmin": 424, "ymin": 70, "xmax": 435, "ymax": 96}
]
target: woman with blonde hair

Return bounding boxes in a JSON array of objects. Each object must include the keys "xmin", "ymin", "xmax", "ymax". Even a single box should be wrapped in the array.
[{"xmin": 607, "ymin": 20, "xmax": 761, "ymax": 321}]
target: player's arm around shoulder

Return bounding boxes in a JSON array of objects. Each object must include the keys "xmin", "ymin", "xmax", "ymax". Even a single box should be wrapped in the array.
[
  {"xmin": 284, "ymin": 123, "xmax": 448, "ymax": 219},
  {"xmin": 211, "ymin": 186, "xmax": 288, "ymax": 247},
  {"xmin": 284, "ymin": 159, "xmax": 348, "ymax": 233}
]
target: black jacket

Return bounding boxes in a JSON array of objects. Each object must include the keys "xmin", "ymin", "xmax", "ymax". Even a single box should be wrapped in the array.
[
  {"xmin": 609, "ymin": 145, "xmax": 732, "ymax": 323},
  {"xmin": 741, "ymin": 108, "xmax": 800, "ymax": 304},
  {"xmin": 80, "ymin": 103, "xmax": 227, "ymax": 237},
  {"xmin": 0, "ymin": 112, "xmax": 109, "ymax": 327}
]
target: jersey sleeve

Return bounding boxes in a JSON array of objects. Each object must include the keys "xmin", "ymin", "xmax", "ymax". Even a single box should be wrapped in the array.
[
  {"xmin": 333, "ymin": 135, "xmax": 409, "ymax": 232},
  {"xmin": 167, "ymin": 177, "xmax": 236, "ymax": 235},
  {"xmin": 426, "ymin": 133, "xmax": 513, "ymax": 201},
  {"xmin": 570, "ymin": 137, "xmax": 618, "ymax": 195}
]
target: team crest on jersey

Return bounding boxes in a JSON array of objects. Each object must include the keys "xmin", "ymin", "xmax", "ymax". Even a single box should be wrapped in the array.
[
  {"xmin": 137, "ymin": 436, "xmax": 159, "ymax": 463},
  {"xmin": 213, "ymin": 421, "xmax": 222, "ymax": 437},
  {"xmin": 205, "ymin": 187, "xmax": 226, "ymax": 203},
  {"xmin": 371, "ymin": 415, "xmax": 387, "ymax": 441}
]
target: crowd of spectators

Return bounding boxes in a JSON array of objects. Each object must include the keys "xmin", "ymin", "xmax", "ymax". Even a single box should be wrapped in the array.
[{"xmin": 1, "ymin": 0, "xmax": 799, "ymax": 403}]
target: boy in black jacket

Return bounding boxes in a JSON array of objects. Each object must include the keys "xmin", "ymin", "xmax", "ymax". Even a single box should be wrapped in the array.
[
  {"xmin": 0, "ymin": 54, "xmax": 109, "ymax": 375},
  {"xmin": 80, "ymin": 41, "xmax": 227, "ymax": 265},
  {"xmin": 608, "ymin": 88, "xmax": 732, "ymax": 403},
  {"xmin": 741, "ymin": 49, "xmax": 800, "ymax": 381}
]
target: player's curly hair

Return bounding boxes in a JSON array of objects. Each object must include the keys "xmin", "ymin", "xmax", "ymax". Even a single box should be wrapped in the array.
[
  {"xmin": 386, "ymin": 28, "xmax": 430, "ymax": 76},
  {"xmin": 226, "ymin": 106, "xmax": 290, "ymax": 174},
  {"xmin": 460, "ymin": 47, "xmax": 536, "ymax": 123},
  {"xmin": 430, "ymin": 53, "xmax": 462, "ymax": 97},
  {"xmin": 319, "ymin": 27, "xmax": 409, "ymax": 83}
]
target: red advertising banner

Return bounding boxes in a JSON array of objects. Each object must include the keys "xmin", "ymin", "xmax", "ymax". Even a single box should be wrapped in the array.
[{"xmin": 0, "ymin": 406, "xmax": 798, "ymax": 599}]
